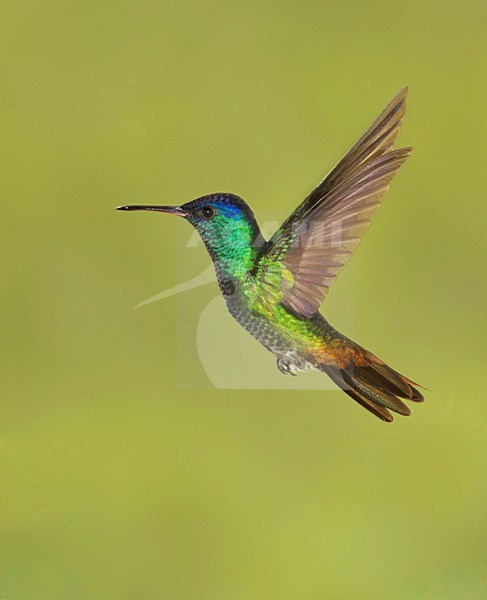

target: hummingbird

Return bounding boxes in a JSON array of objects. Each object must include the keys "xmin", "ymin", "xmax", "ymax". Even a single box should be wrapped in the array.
[{"xmin": 117, "ymin": 87, "xmax": 424, "ymax": 422}]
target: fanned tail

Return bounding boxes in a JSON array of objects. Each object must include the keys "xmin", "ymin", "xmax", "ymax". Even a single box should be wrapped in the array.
[{"xmin": 322, "ymin": 351, "xmax": 424, "ymax": 422}]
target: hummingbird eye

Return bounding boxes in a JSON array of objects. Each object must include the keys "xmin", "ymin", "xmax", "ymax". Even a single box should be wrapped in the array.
[{"xmin": 200, "ymin": 206, "xmax": 215, "ymax": 220}]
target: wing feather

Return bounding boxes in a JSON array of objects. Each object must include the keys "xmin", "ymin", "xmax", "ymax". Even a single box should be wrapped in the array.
[{"xmin": 257, "ymin": 88, "xmax": 411, "ymax": 318}]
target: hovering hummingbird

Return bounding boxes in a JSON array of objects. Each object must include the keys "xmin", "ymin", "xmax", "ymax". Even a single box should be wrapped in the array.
[{"xmin": 118, "ymin": 87, "xmax": 424, "ymax": 422}]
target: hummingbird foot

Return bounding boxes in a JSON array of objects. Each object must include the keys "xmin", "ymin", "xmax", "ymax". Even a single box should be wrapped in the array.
[{"xmin": 276, "ymin": 355, "xmax": 310, "ymax": 376}]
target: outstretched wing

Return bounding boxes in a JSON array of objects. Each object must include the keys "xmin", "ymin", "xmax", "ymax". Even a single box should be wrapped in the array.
[{"xmin": 256, "ymin": 87, "xmax": 411, "ymax": 318}]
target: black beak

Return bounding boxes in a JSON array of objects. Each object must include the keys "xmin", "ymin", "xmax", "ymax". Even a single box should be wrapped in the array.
[{"xmin": 116, "ymin": 205, "xmax": 189, "ymax": 217}]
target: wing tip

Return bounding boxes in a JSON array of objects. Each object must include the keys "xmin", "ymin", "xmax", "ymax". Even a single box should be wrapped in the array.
[
  {"xmin": 390, "ymin": 86, "xmax": 408, "ymax": 108},
  {"xmin": 397, "ymin": 85, "xmax": 409, "ymax": 99}
]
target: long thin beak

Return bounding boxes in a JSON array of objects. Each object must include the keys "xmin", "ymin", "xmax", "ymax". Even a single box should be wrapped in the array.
[{"xmin": 116, "ymin": 204, "xmax": 189, "ymax": 217}]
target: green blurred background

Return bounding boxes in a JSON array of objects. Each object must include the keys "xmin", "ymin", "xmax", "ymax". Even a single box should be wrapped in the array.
[{"xmin": 1, "ymin": 1, "xmax": 486, "ymax": 598}]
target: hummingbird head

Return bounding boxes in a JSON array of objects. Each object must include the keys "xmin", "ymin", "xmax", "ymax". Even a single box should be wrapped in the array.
[{"xmin": 117, "ymin": 193, "xmax": 262, "ymax": 277}]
